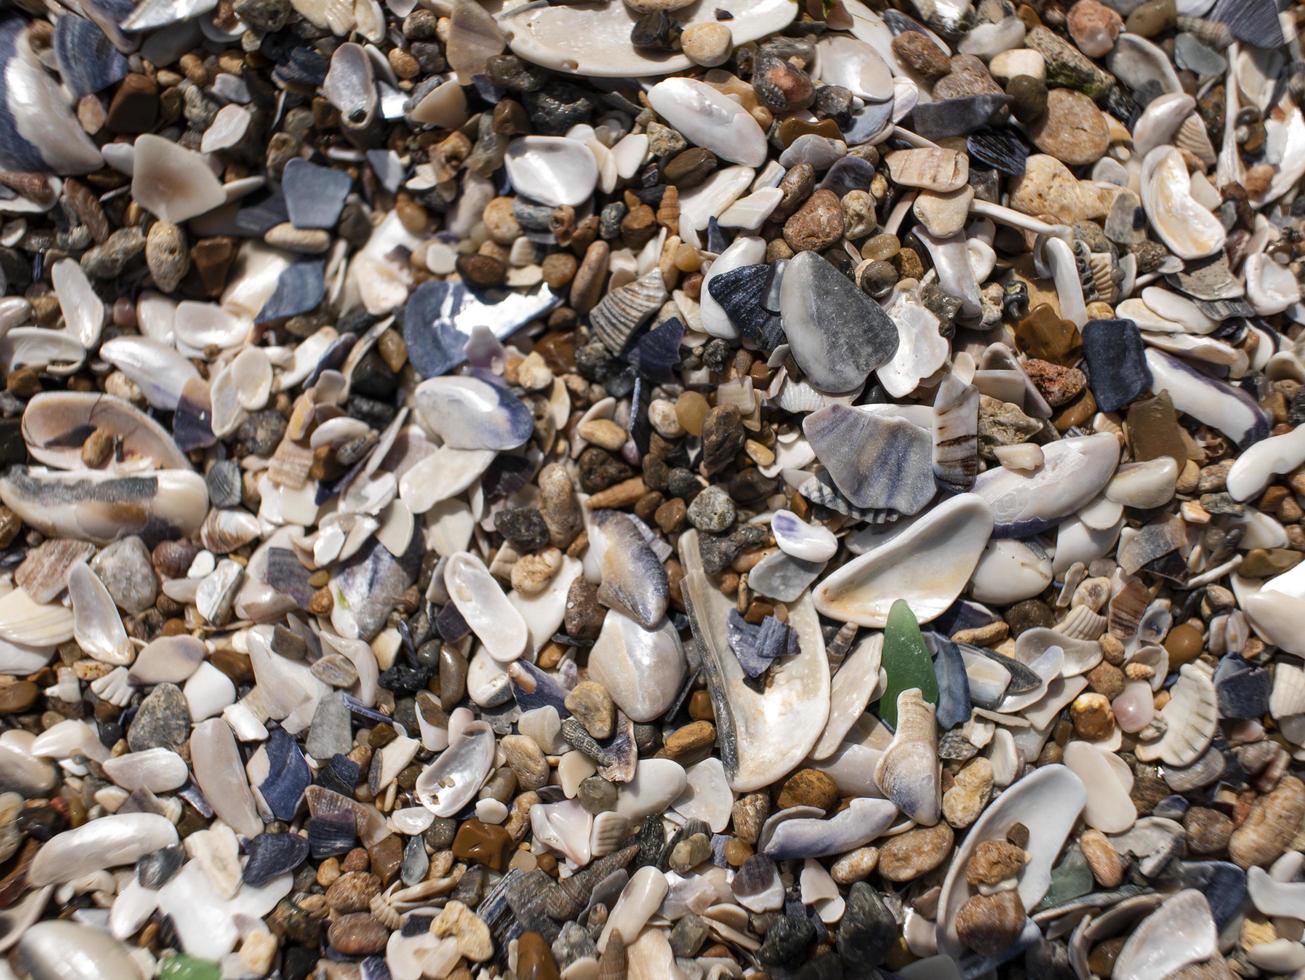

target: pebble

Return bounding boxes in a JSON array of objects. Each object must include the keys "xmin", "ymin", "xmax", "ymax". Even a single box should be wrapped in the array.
[
  {"xmin": 328, "ymin": 914, "xmax": 389, "ymax": 955},
  {"xmin": 966, "ymin": 839, "xmax": 1027, "ymax": 886},
  {"xmin": 564, "ymin": 681, "xmax": 615, "ymax": 740},
  {"xmin": 1067, "ymin": 0, "xmax": 1123, "ymax": 58},
  {"xmin": 128, "ymin": 683, "xmax": 190, "ymax": 752},
  {"xmin": 686, "ymin": 485, "xmax": 736, "ymax": 533},
  {"xmin": 1229, "ymin": 776, "xmax": 1305, "ymax": 869},
  {"xmin": 1030, "ymin": 88, "xmax": 1111, "ymax": 166},
  {"xmin": 955, "ymin": 891, "xmax": 1026, "ymax": 956},
  {"xmin": 90, "ymin": 537, "xmax": 158, "ymax": 613},
  {"xmin": 783, "ymin": 189, "xmax": 845, "ymax": 253},
  {"xmin": 877, "ymin": 822, "xmax": 955, "ymax": 881},
  {"xmin": 891, "ymin": 31, "xmax": 951, "ymax": 80},
  {"xmin": 681, "ymin": 23, "xmax": 732, "ymax": 67},
  {"xmin": 776, "ymin": 769, "xmax": 840, "ymax": 811}
]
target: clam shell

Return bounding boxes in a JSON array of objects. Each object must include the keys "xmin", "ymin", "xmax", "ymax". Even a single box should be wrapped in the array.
[
  {"xmin": 646, "ymin": 78, "xmax": 767, "ymax": 168},
  {"xmin": 1135, "ymin": 663, "xmax": 1218, "ymax": 767},
  {"xmin": 814, "ymin": 493, "xmax": 994, "ymax": 628},
  {"xmin": 415, "ymin": 720, "xmax": 494, "ymax": 816},
  {"xmin": 191, "ymin": 718, "xmax": 264, "ymax": 838},
  {"xmin": 131, "ymin": 135, "xmax": 227, "ymax": 225},
  {"xmin": 22, "ymin": 392, "xmax": 189, "ymax": 472},
  {"xmin": 874, "ymin": 688, "xmax": 940, "ymax": 825},
  {"xmin": 1112, "ymin": 889, "xmax": 1217, "ymax": 980},
  {"xmin": 504, "ymin": 136, "xmax": 599, "ymax": 209},
  {"xmin": 0, "ymin": 587, "xmax": 74, "ymax": 648},
  {"xmin": 936, "ymin": 764, "xmax": 1086, "ymax": 957},
  {"xmin": 1140, "ymin": 145, "xmax": 1226, "ymax": 260},
  {"xmin": 0, "ymin": 16, "xmax": 102, "ymax": 175},
  {"xmin": 51, "ymin": 258, "xmax": 104, "ymax": 348},
  {"xmin": 679, "ymin": 529, "xmax": 830, "ymax": 792},
  {"xmin": 1145, "ymin": 348, "xmax": 1270, "ymax": 450},
  {"xmin": 589, "ymin": 510, "xmax": 669, "ymax": 631},
  {"xmin": 811, "ymin": 633, "xmax": 883, "ymax": 760},
  {"xmin": 503, "ymin": 0, "xmax": 793, "ymax": 77},
  {"xmin": 68, "ymin": 562, "xmax": 131, "ymax": 666},
  {"xmin": 27, "ymin": 812, "xmax": 178, "ymax": 886},
  {"xmin": 18, "ymin": 920, "xmax": 139, "ymax": 980},
  {"xmin": 0, "ymin": 328, "xmax": 84, "ymax": 375},
  {"xmin": 804, "ymin": 405, "xmax": 936, "ymax": 514},
  {"xmin": 99, "ymin": 336, "xmax": 202, "ymax": 411},
  {"xmin": 586, "ymin": 610, "xmax": 686, "ymax": 723},
  {"xmin": 973, "ymin": 432, "xmax": 1120, "ymax": 538},
  {"xmin": 0, "ymin": 466, "xmax": 209, "ymax": 545},
  {"xmin": 414, "ymin": 376, "xmax": 534, "ymax": 452}
]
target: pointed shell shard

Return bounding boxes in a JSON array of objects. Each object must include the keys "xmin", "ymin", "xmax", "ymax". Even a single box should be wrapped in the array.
[
  {"xmin": 131, "ymin": 135, "xmax": 228, "ymax": 224},
  {"xmin": 814, "ymin": 493, "xmax": 994, "ymax": 628},
  {"xmin": 679, "ymin": 529, "xmax": 830, "ymax": 792},
  {"xmin": 874, "ymin": 688, "xmax": 941, "ymax": 825},
  {"xmin": 804, "ymin": 405, "xmax": 936, "ymax": 515}
]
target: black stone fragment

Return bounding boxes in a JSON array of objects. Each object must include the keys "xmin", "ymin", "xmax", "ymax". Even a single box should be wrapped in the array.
[{"xmin": 1081, "ymin": 318, "xmax": 1153, "ymax": 412}]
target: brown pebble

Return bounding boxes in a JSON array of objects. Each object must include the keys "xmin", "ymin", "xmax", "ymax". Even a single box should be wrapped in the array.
[
  {"xmin": 776, "ymin": 768, "xmax": 840, "ymax": 811},
  {"xmin": 327, "ymin": 913, "xmax": 389, "ymax": 955},
  {"xmin": 783, "ymin": 188, "xmax": 845, "ymax": 253},
  {"xmin": 965, "ymin": 840, "xmax": 1027, "ymax": 886},
  {"xmin": 1229, "ymin": 776, "xmax": 1305, "ymax": 869},
  {"xmin": 1078, "ymin": 829, "xmax": 1123, "ymax": 887},
  {"xmin": 878, "ymin": 822, "xmax": 955, "ymax": 882},
  {"xmin": 955, "ymin": 890, "xmax": 1025, "ymax": 957},
  {"xmin": 516, "ymin": 931, "xmax": 561, "ymax": 980},
  {"xmin": 658, "ymin": 720, "xmax": 716, "ymax": 762},
  {"xmin": 451, "ymin": 819, "xmax": 513, "ymax": 871}
]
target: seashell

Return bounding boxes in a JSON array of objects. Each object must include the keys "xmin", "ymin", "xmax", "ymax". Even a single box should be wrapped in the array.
[
  {"xmin": 1175, "ymin": 111, "xmax": 1217, "ymax": 167},
  {"xmin": 589, "ymin": 271, "xmax": 668, "ymax": 355},
  {"xmin": 50, "ymin": 258, "xmax": 103, "ymax": 349},
  {"xmin": 0, "ymin": 17, "xmax": 101, "ymax": 175},
  {"xmin": 18, "ymin": 920, "xmax": 139, "ymax": 980},
  {"xmin": 1140, "ymin": 145, "xmax": 1226, "ymax": 261},
  {"xmin": 970, "ymin": 539, "xmax": 1054, "ymax": 606},
  {"xmin": 1269, "ymin": 659, "xmax": 1305, "ymax": 721},
  {"xmin": 130, "ymin": 634, "xmax": 206, "ymax": 685},
  {"xmin": 1145, "ymin": 348, "xmax": 1270, "ymax": 450},
  {"xmin": 937, "ymin": 765, "xmax": 1086, "ymax": 956},
  {"xmin": 1112, "ymin": 889, "xmax": 1217, "ymax": 980},
  {"xmin": 22, "ymin": 391, "xmax": 189, "ymax": 473},
  {"xmin": 68, "ymin": 563, "xmax": 131, "ymax": 665},
  {"xmin": 803, "ymin": 406, "xmax": 935, "ymax": 514},
  {"xmin": 1244, "ymin": 252, "xmax": 1302, "ymax": 318},
  {"xmin": 672, "ymin": 756, "xmax": 732, "ymax": 834},
  {"xmin": 700, "ymin": 238, "xmax": 767, "ymax": 340},
  {"xmin": 398, "ymin": 445, "xmax": 494, "ymax": 515},
  {"xmin": 99, "ymin": 336, "xmax": 202, "ymax": 411},
  {"xmin": 101, "ymin": 748, "xmax": 188, "ymax": 794},
  {"xmin": 0, "ymin": 327, "xmax": 84, "ymax": 375},
  {"xmin": 814, "ymin": 34, "xmax": 894, "ymax": 102},
  {"xmin": 131, "ymin": 135, "xmax": 227, "ymax": 225},
  {"xmin": 1053, "ymin": 605, "xmax": 1107, "ymax": 641},
  {"xmin": 1017, "ymin": 628, "xmax": 1101, "ymax": 678},
  {"xmin": 586, "ymin": 610, "xmax": 685, "ymax": 723},
  {"xmin": 191, "ymin": 718, "xmax": 263, "ymax": 839},
  {"xmin": 413, "ymin": 376, "xmax": 534, "ymax": 452},
  {"xmin": 878, "ymin": 290, "xmax": 949, "ymax": 399},
  {"xmin": 1063, "ymin": 742, "xmax": 1136, "ymax": 833},
  {"xmin": 812, "ymin": 633, "xmax": 885, "ymax": 760},
  {"xmin": 1135, "ymin": 663, "xmax": 1218, "ymax": 767},
  {"xmin": 531, "ymin": 799, "xmax": 593, "ymax": 867},
  {"xmin": 913, "ymin": 227, "xmax": 984, "ymax": 319},
  {"xmin": 28, "ymin": 811, "xmax": 178, "ymax": 886},
  {"xmin": 588, "ymin": 510, "xmax": 669, "ymax": 630},
  {"xmin": 884, "ymin": 148, "xmax": 969, "ymax": 193},
  {"xmin": 647, "ymin": 79, "xmax": 767, "ymax": 168},
  {"xmin": 732, "ymin": 854, "xmax": 784, "ymax": 912},
  {"xmin": 52, "ymin": 13, "xmax": 128, "ymax": 98},
  {"xmin": 243, "ymin": 832, "xmax": 311, "ymax": 888},
  {"xmin": 599, "ymin": 866, "xmax": 668, "ymax": 953},
  {"xmin": 504, "ymin": 136, "xmax": 599, "ymax": 209},
  {"xmin": 505, "ymin": 0, "xmax": 791, "ymax": 76},
  {"xmin": 762, "ymin": 797, "xmax": 898, "ymax": 860},
  {"xmin": 874, "ymin": 689, "xmax": 941, "ymax": 825},
  {"xmin": 679, "ymin": 530, "xmax": 829, "ymax": 792},
  {"xmin": 415, "ymin": 720, "xmax": 494, "ymax": 816},
  {"xmin": 14, "ymin": 538, "xmax": 94, "ymax": 604},
  {"xmin": 771, "ymin": 509, "xmax": 838, "ymax": 564},
  {"xmin": 1132, "ymin": 92, "xmax": 1196, "ymax": 160},
  {"xmin": 973, "ymin": 433, "xmax": 1120, "ymax": 538},
  {"xmin": 323, "ymin": 42, "xmax": 376, "ymax": 129},
  {"xmin": 814, "ymin": 493, "xmax": 993, "ymax": 628},
  {"xmin": 932, "ymin": 373, "xmax": 980, "ymax": 492},
  {"xmin": 0, "ymin": 466, "xmax": 208, "ymax": 545},
  {"xmin": 0, "ymin": 739, "xmax": 56, "ymax": 796},
  {"xmin": 0, "ymin": 586, "xmax": 74, "ymax": 648}
]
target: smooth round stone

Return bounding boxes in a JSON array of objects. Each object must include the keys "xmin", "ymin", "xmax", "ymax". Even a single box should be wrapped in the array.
[
  {"xmin": 504, "ymin": 136, "xmax": 599, "ymax": 208},
  {"xmin": 1113, "ymin": 680, "xmax": 1155, "ymax": 733},
  {"xmin": 1029, "ymin": 88, "xmax": 1109, "ymax": 166},
  {"xmin": 969, "ymin": 539, "xmax": 1054, "ymax": 605},
  {"xmin": 681, "ymin": 21, "xmax": 732, "ymax": 67},
  {"xmin": 585, "ymin": 611, "xmax": 686, "ymax": 723},
  {"xmin": 771, "ymin": 510, "xmax": 838, "ymax": 563},
  {"xmin": 912, "ymin": 186, "xmax": 974, "ymax": 238}
]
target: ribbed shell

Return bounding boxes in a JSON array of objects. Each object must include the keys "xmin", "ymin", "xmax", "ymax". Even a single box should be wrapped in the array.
[
  {"xmin": 589, "ymin": 271, "xmax": 668, "ymax": 354},
  {"xmin": 931, "ymin": 373, "xmax": 979, "ymax": 493}
]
